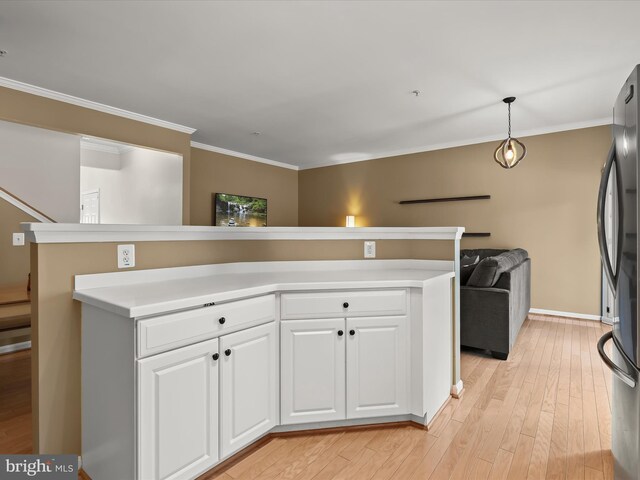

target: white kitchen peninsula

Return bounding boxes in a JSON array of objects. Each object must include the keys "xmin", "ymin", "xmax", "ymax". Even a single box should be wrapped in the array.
[{"xmin": 73, "ymin": 258, "xmax": 456, "ymax": 480}]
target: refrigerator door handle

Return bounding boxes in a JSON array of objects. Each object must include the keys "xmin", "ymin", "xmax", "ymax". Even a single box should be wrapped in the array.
[
  {"xmin": 598, "ymin": 331, "xmax": 637, "ymax": 388},
  {"xmin": 597, "ymin": 142, "xmax": 620, "ymax": 291}
]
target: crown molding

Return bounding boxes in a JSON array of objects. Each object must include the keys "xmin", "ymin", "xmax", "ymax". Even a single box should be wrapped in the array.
[
  {"xmin": 191, "ymin": 141, "xmax": 299, "ymax": 170},
  {"xmin": 119, "ymin": 145, "xmax": 136, "ymax": 154},
  {"xmin": 298, "ymin": 117, "xmax": 612, "ymax": 170},
  {"xmin": 80, "ymin": 139, "xmax": 121, "ymax": 155},
  {"xmin": 0, "ymin": 73, "xmax": 610, "ymax": 168},
  {"xmin": 81, "ymin": 137, "xmax": 136, "ymax": 155},
  {"xmin": 0, "ymin": 76, "xmax": 196, "ymax": 134}
]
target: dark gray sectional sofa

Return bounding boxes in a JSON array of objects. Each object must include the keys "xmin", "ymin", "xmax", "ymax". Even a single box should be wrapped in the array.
[{"xmin": 459, "ymin": 248, "xmax": 531, "ymax": 360}]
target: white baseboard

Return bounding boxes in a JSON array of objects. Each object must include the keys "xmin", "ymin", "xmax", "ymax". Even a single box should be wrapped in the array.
[
  {"xmin": 450, "ymin": 380, "xmax": 464, "ymax": 398},
  {"xmin": 601, "ymin": 316, "xmax": 616, "ymax": 326},
  {"xmin": 270, "ymin": 414, "xmax": 427, "ymax": 433},
  {"xmin": 0, "ymin": 340, "xmax": 31, "ymax": 355},
  {"xmin": 529, "ymin": 308, "xmax": 602, "ymax": 322}
]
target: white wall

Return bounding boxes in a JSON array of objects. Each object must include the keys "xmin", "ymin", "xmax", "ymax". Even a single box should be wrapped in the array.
[
  {"xmin": 0, "ymin": 119, "xmax": 81, "ymax": 222},
  {"xmin": 80, "ymin": 149, "xmax": 123, "ymax": 224},
  {"xmin": 81, "ymin": 146, "xmax": 182, "ymax": 225}
]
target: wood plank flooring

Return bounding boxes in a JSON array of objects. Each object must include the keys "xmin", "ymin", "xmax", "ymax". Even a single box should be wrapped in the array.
[
  {"xmin": 203, "ymin": 315, "xmax": 614, "ymax": 480},
  {"xmin": 0, "ymin": 315, "xmax": 614, "ymax": 480},
  {"xmin": 0, "ymin": 348, "xmax": 31, "ymax": 454}
]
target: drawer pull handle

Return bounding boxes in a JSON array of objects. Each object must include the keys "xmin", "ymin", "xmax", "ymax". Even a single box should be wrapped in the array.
[
  {"xmin": 225, "ymin": 349, "xmax": 232, "ymax": 357},
  {"xmin": 343, "ymin": 302, "xmax": 349, "ymax": 308},
  {"xmin": 219, "ymin": 317, "xmax": 226, "ymax": 325},
  {"xmin": 212, "ymin": 353, "xmax": 219, "ymax": 361},
  {"xmin": 349, "ymin": 330, "xmax": 355, "ymax": 336},
  {"xmin": 338, "ymin": 330, "xmax": 344, "ymax": 336}
]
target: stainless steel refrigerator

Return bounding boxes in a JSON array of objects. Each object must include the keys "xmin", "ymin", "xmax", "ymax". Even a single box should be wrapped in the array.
[{"xmin": 598, "ymin": 64, "xmax": 640, "ymax": 480}]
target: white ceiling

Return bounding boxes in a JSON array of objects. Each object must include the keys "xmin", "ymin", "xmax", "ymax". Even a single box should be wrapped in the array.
[{"xmin": 0, "ymin": 1, "xmax": 638, "ymax": 169}]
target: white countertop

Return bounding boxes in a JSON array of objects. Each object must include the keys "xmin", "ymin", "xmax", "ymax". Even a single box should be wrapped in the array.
[
  {"xmin": 73, "ymin": 260, "xmax": 455, "ymax": 318},
  {"xmin": 22, "ymin": 224, "xmax": 464, "ymax": 243}
]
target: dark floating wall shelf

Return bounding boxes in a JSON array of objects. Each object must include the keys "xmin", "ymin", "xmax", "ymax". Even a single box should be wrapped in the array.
[
  {"xmin": 398, "ymin": 194, "xmax": 491, "ymax": 238},
  {"xmin": 462, "ymin": 232, "xmax": 491, "ymax": 238},
  {"xmin": 399, "ymin": 194, "xmax": 491, "ymax": 205}
]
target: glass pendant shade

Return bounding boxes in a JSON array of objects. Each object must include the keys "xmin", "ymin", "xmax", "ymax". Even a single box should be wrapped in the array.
[{"xmin": 494, "ymin": 97, "xmax": 526, "ymax": 169}]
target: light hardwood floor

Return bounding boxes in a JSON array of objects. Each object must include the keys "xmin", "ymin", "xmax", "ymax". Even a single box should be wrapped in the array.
[
  {"xmin": 0, "ymin": 315, "xmax": 614, "ymax": 479},
  {"xmin": 0, "ymin": 348, "xmax": 31, "ymax": 454},
  {"xmin": 203, "ymin": 315, "xmax": 614, "ymax": 480}
]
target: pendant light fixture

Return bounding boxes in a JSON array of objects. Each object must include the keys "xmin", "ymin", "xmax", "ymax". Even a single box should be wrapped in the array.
[{"xmin": 494, "ymin": 96, "xmax": 526, "ymax": 169}]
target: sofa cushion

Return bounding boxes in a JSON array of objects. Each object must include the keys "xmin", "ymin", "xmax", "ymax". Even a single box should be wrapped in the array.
[
  {"xmin": 460, "ymin": 249, "xmax": 507, "ymax": 262},
  {"xmin": 467, "ymin": 248, "xmax": 528, "ymax": 287},
  {"xmin": 460, "ymin": 255, "xmax": 480, "ymax": 285}
]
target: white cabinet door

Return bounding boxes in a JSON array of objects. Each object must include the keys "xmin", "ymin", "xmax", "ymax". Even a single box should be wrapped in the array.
[
  {"xmin": 346, "ymin": 316, "xmax": 408, "ymax": 419},
  {"xmin": 138, "ymin": 338, "xmax": 219, "ymax": 480},
  {"xmin": 280, "ymin": 318, "xmax": 346, "ymax": 424},
  {"xmin": 219, "ymin": 322, "xmax": 277, "ymax": 458}
]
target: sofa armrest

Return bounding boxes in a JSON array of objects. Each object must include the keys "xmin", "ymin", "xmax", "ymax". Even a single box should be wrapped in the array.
[{"xmin": 460, "ymin": 286, "xmax": 510, "ymax": 354}]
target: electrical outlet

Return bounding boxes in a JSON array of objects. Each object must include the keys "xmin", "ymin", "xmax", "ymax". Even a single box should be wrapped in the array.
[
  {"xmin": 12, "ymin": 233, "xmax": 25, "ymax": 246},
  {"xmin": 117, "ymin": 244, "xmax": 135, "ymax": 268},
  {"xmin": 364, "ymin": 241, "xmax": 376, "ymax": 258}
]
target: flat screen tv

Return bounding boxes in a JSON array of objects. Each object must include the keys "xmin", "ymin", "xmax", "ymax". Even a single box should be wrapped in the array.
[{"xmin": 213, "ymin": 193, "xmax": 267, "ymax": 227}]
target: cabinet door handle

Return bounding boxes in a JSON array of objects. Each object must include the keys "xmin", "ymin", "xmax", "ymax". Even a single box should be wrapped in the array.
[
  {"xmin": 349, "ymin": 330, "xmax": 355, "ymax": 336},
  {"xmin": 343, "ymin": 302, "xmax": 349, "ymax": 308},
  {"xmin": 225, "ymin": 349, "xmax": 232, "ymax": 356},
  {"xmin": 219, "ymin": 317, "xmax": 226, "ymax": 325},
  {"xmin": 338, "ymin": 330, "xmax": 344, "ymax": 336},
  {"xmin": 212, "ymin": 353, "xmax": 219, "ymax": 361}
]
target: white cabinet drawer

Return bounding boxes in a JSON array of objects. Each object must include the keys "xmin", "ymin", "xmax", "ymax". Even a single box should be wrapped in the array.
[
  {"xmin": 280, "ymin": 290, "xmax": 406, "ymax": 320},
  {"xmin": 137, "ymin": 295, "xmax": 275, "ymax": 358}
]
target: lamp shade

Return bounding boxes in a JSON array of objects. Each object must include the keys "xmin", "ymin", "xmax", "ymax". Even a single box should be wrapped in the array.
[{"xmin": 345, "ymin": 215, "xmax": 356, "ymax": 228}]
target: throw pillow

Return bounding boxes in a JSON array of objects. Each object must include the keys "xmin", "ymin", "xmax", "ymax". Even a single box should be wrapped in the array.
[
  {"xmin": 459, "ymin": 254, "xmax": 480, "ymax": 285},
  {"xmin": 467, "ymin": 248, "xmax": 528, "ymax": 287}
]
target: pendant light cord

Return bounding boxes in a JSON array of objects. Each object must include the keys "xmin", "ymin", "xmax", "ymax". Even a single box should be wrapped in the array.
[{"xmin": 507, "ymin": 102, "xmax": 511, "ymax": 138}]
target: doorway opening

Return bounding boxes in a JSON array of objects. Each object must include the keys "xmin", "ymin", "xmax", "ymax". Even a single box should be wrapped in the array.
[
  {"xmin": 80, "ymin": 137, "xmax": 183, "ymax": 225},
  {"xmin": 80, "ymin": 190, "xmax": 100, "ymax": 224}
]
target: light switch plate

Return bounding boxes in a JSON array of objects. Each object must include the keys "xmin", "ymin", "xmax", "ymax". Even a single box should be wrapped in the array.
[
  {"xmin": 117, "ymin": 244, "xmax": 135, "ymax": 268},
  {"xmin": 12, "ymin": 233, "xmax": 25, "ymax": 246},
  {"xmin": 364, "ymin": 241, "xmax": 376, "ymax": 258}
]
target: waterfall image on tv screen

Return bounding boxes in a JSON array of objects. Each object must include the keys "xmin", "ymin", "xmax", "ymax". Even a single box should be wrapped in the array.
[{"xmin": 213, "ymin": 193, "xmax": 267, "ymax": 227}]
